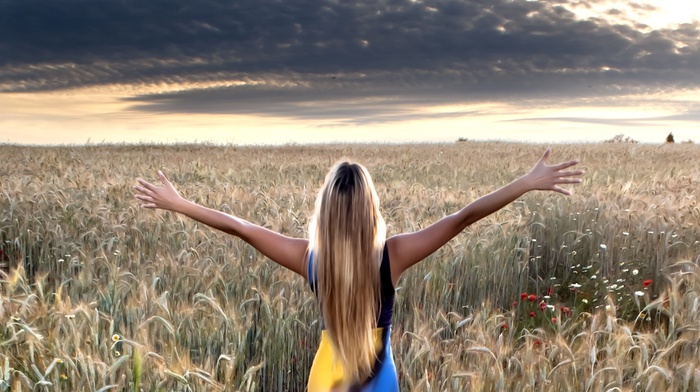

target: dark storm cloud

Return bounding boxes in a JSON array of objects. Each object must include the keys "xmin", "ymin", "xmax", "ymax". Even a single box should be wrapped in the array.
[{"xmin": 1, "ymin": 0, "xmax": 699, "ymax": 119}]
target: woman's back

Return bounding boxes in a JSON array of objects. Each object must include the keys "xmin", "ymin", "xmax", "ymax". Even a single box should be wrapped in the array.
[
  {"xmin": 307, "ymin": 245, "xmax": 395, "ymax": 328},
  {"xmin": 307, "ymin": 245, "xmax": 399, "ymax": 391}
]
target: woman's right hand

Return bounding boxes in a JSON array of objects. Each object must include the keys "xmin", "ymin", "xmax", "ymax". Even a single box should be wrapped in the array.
[
  {"xmin": 523, "ymin": 148, "xmax": 583, "ymax": 196},
  {"xmin": 133, "ymin": 171, "xmax": 184, "ymax": 211}
]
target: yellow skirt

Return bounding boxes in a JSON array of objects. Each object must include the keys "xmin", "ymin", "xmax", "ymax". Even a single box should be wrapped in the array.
[{"xmin": 307, "ymin": 327, "xmax": 399, "ymax": 392}]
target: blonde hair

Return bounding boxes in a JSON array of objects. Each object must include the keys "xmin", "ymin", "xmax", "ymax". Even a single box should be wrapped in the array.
[{"xmin": 308, "ymin": 160, "xmax": 386, "ymax": 383}]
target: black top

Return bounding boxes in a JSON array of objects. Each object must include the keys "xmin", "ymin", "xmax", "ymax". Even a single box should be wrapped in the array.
[{"xmin": 307, "ymin": 245, "xmax": 395, "ymax": 328}]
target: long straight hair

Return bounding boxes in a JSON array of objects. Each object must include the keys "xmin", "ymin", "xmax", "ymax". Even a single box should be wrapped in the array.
[{"xmin": 308, "ymin": 160, "xmax": 386, "ymax": 383}]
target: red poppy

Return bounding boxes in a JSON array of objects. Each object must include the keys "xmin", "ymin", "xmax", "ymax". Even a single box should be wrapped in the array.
[
  {"xmin": 643, "ymin": 279, "xmax": 653, "ymax": 287},
  {"xmin": 501, "ymin": 323, "xmax": 508, "ymax": 331},
  {"xmin": 552, "ymin": 317, "xmax": 557, "ymax": 323},
  {"xmin": 521, "ymin": 292, "xmax": 528, "ymax": 300},
  {"xmin": 512, "ymin": 301, "xmax": 518, "ymax": 308},
  {"xmin": 528, "ymin": 294, "xmax": 537, "ymax": 302},
  {"xmin": 533, "ymin": 339, "xmax": 542, "ymax": 348},
  {"xmin": 562, "ymin": 307, "xmax": 572, "ymax": 315},
  {"xmin": 529, "ymin": 311, "xmax": 535, "ymax": 318},
  {"xmin": 539, "ymin": 301, "xmax": 547, "ymax": 311},
  {"xmin": 547, "ymin": 287, "xmax": 553, "ymax": 296}
]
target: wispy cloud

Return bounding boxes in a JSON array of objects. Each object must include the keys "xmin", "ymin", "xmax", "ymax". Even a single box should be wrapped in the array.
[{"xmin": 507, "ymin": 109, "xmax": 700, "ymax": 127}]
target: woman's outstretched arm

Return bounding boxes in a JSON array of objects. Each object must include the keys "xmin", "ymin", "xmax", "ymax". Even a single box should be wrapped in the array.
[
  {"xmin": 386, "ymin": 148, "xmax": 584, "ymax": 284},
  {"xmin": 134, "ymin": 171, "xmax": 308, "ymax": 277}
]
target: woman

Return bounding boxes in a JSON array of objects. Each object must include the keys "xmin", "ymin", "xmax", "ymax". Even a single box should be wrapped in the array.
[{"xmin": 134, "ymin": 148, "xmax": 583, "ymax": 391}]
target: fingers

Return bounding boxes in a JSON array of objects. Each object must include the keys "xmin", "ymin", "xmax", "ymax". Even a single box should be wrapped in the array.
[
  {"xmin": 556, "ymin": 178, "xmax": 583, "ymax": 184},
  {"xmin": 540, "ymin": 148, "xmax": 551, "ymax": 162},
  {"xmin": 133, "ymin": 185, "xmax": 154, "ymax": 196},
  {"xmin": 134, "ymin": 194, "xmax": 155, "ymax": 203},
  {"xmin": 158, "ymin": 170, "xmax": 171, "ymax": 185},
  {"xmin": 134, "ymin": 193, "xmax": 159, "ymax": 209},
  {"xmin": 552, "ymin": 160, "xmax": 580, "ymax": 170},
  {"xmin": 558, "ymin": 169, "xmax": 585, "ymax": 177},
  {"xmin": 552, "ymin": 186, "xmax": 572, "ymax": 196},
  {"xmin": 137, "ymin": 179, "xmax": 158, "ymax": 192}
]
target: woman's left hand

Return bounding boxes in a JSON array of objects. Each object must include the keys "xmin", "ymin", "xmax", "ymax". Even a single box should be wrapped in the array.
[{"xmin": 524, "ymin": 148, "xmax": 584, "ymax": 195}]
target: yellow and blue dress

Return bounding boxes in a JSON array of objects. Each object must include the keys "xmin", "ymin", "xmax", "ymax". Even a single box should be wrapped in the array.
[{"xmin": 306, "ymin": 246, "xmax": 399, "ymax": 392}]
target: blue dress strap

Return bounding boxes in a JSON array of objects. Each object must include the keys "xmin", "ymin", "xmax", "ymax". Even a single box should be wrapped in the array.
[{"xmin": 307, "ymin": 250, "xmax": 318, "ymax": 293}]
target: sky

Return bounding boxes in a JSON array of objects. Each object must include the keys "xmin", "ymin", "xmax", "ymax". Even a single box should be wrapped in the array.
[{"xmin": 1, "ymin": 0, "xmax": 699, "ymax": 145}]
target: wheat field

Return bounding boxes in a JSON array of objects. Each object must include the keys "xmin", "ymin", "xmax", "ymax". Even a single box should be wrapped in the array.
[{"xmin": 1, "ymin": 142, "xmax": 699, "ymax": 391}]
